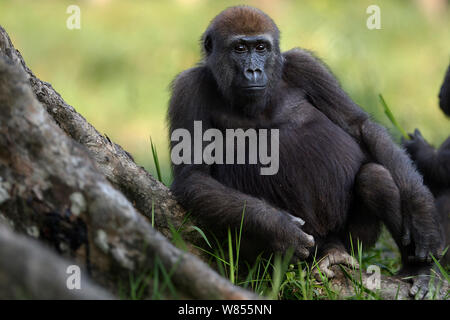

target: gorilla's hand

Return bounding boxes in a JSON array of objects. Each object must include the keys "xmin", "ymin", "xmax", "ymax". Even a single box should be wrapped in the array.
[
  {"xmin": 402, "ymin": 214, "xmax": 444, "ymax": 264},
  {"xmin": 271, "ymin": 212, "xmax": 315, "ymax": 261},
  {"xmin": 402, "ymin": 129, "xmax": 430, "ymax": 160}
]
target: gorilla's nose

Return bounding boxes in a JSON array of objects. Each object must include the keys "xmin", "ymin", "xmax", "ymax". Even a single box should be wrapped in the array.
[{"xmin": 244, "ymin": 68, "xmax": 263, "ymax": 84}]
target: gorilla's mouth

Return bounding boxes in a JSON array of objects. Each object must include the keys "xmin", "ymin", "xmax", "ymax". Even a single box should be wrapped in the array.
[{"xmin": 241, "ymin": 86, "xmax": 266, "ymax": 91}]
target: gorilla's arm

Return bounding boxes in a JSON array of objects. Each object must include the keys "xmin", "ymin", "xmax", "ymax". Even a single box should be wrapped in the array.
[
  {"xmin": 283, "ymin": 48, "xmax": 443, "ymax": 260},
  {"xmin": 171, "ymin": 168, "xmax": 313, "ymax": 259},
  {"xmin": 168, "ymin": 68, "xmax": 314, "ymax": 259},
  {"xmin": 404, "ymin": 64, "xmax": 450, "ymax": 188}
]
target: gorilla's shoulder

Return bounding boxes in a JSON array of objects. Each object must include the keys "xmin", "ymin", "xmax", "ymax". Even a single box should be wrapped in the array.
[
  {"xmin": 282, "ymin": 48, "xmax": 319, "ymax": 65},
  {"xmin": 169, "ymin": 65, "xmax": 213, "ymax": 113},
  {"xmin": 170, "ymin": 66, "xmax": 209, "ymax": 93},
  {"xmin": 282, "ymin": 48, "xmax": 338, "ymax": 87}
]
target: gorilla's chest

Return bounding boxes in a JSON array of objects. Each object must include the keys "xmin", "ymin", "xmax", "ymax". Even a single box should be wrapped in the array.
[
  {"xmin": 213, "ymin": 100, "xmax": 364, "ymax": 189},
  {"xmin": 211, "ymin": 100, "xmax": 365, "ymax": 228}
]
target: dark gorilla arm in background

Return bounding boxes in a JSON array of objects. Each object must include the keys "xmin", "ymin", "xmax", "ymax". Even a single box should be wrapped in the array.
[
  {"xmin": 403, "ymin": 64, "xmax": 450, "ymax": 191},
  {"xmin": 404, "ymin": 130, "xmax": 450, "ymax": 192},
  {"xmin": 403, "ymin": 64, "xmax": 450, "ymax": 266},
  {"xmin": 283, "ymin": 49, "xmax": 443, "ymax": 259}
]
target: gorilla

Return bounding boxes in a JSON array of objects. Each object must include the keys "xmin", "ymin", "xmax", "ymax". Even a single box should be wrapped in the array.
[
  {"xmin": 167, "ymin": 6, "xmax": 444, "ymax": 297},
  {"xmin": 404, "ymin": 64, "xmax": 450, "ymax": 267}
]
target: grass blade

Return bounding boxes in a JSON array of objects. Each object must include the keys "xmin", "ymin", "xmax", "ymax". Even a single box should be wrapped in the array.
[
  {"xmin": 150, "ymin": 137, "xmax": 163, "ymax": 183},
  {"xmin": 228, "ymin": 228, "xmax": 235, "ymax": 284},
  {"xmin": 192, "ymin": 226, "xmax": 212, "ymax": 248},
  {"xmin": 379, "ymin": 94, "xmax": 409, "ymax": 139}
]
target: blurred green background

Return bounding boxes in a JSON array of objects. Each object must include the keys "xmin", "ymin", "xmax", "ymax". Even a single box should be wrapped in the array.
[{"xmin": 1, "ymin": 0, "xmax": 449, "ymax": 184}]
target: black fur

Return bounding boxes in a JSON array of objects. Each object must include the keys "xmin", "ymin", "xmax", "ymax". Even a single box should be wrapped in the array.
[
  {"xmin": 439, "ymin": 65, "xmax": 450, "ymax": 117},
  {"xmin": 168, "ymin": 6, "xmax": 444, "ymax": 266},
  {"xmin": 404, "ymin": 64, "xmax": 450, "ymax": 266}
]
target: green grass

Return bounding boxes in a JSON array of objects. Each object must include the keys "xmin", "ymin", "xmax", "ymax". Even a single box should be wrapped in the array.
[
  {"xmin": 379, "ymin": 94, "xmax": 409, "ymax": 139},
  {"xmin": 150, "ymin": 137, "xmax": 163, "ymax": 183},
  {"xmin": 119, "ymin": 205, "xmax": 450, "ymax": 300},
  {"xmin": 142, "ymin": 221, "xmax": 448, "ymax": 300}
]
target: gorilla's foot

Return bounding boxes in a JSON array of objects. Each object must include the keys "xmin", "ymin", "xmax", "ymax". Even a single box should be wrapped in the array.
[
  {"xmin": 313, "ymin": 248, "xmax": 359, "ymax": 280},
  {"xmin": 399, "ymin": 265, "xmax": 448, "ymax": 300}
]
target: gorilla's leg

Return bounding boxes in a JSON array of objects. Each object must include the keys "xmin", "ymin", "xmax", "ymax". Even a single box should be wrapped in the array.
[
  {"xmin": 312, "ymin": 164, "xmax": 395, "ymax": 281},
  {"xmin": 353, "ymin": 163, "xmax": 446, "ymax": 299},
  {"xmin": 351, "ymin": 163, "xmax": 402, "ymax": 249}
]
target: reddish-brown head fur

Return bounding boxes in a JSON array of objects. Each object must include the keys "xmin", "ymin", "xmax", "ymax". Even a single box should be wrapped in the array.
[{"xmin": 205, "ymin": 6, "xmax": 279, "ymax": 40}]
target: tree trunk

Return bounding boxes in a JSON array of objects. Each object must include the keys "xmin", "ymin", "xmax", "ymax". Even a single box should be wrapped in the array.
[
  {"xmin": 0, "ymin": 221, "xmax": 113, "ymax": 299},
  {"xmin": 0, "ymin": 25, "xmax": 203, "ymax": 251}
]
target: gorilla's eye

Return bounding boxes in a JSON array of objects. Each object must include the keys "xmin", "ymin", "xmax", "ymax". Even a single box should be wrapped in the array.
[
  {"xmin": 256, "ymin": 43, "xmax": 266, "ymax": 52},
  {"xmin": 234, "ymin": 44, "xmax": 247, "ymax": 53}
]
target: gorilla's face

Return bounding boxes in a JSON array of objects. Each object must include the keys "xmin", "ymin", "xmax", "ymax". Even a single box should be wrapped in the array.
[
  {"xmin": 227, "ymin": 34, "xmax": 272, "ymax": 96},
  {"xmin": 204, "ymin": 32, "xmax": 282, "ymax": 115}
]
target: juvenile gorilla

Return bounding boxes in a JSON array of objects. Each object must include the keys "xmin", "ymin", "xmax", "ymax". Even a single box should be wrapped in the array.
[
  {"xmin": 168, "ymin": 6, "xmax": 444, "ymax": 295},
  {"xmin": 404, "ymin": 64, "xmax": 450, "ymax": 267}
]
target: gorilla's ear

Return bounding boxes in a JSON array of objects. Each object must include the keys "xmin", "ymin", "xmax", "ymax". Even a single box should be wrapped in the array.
[{"xmin": 203, "ymin": 34, "xmax": 213, "ymax": 55}]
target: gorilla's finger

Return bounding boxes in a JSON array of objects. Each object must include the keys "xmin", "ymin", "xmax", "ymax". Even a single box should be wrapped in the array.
[
  {"xmin": 410, "ymin": 276, "xmax": 428, "ymax": 300},
  {"xmin": 288, "ymin": 213, "xmax": 305, "ymax": 227},
  {"xmin": 342, "ymin": 254, "xmax": 360, "ymax": 270},
  {"xmin": 313, "ymin": 261, "xmax": 335, "ymax": 281},
  {"xmin": 401, "ymin": 224, "xmax": 411, "ymax": 246},
  {"xmin": 434, "ymin": 249, "xmax": 444, "ymax": 260},
  {"xmin": 416, "ymin": 287, "xmax": 428, "ymax": 300},
  {"xmin": 415, "ymin": 247, "xmax": 427, "ymax": 262},
  {"xmin": 439, "ymin": 287, "xmax": 448, "ymax": 300},
  {"xmin": 414, "ymin": 128, "xmax": 421, "ymax": 137},
  {"xmin": 297, "ymin": 230, "xmax": 315, "ymax": 248},
  {"xmin": 409, "ymin": 282, "xmax": 419, "ymax": 297},
  {"xmin": 434, "ymin": 243, "xmax": 445, "ymax": 259},
  {"xmin": 295, "ymin": 246, "xmax": 310, "ymax": 260}
]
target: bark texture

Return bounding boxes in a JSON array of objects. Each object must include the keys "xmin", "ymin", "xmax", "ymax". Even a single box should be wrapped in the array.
[{"xmin": 0, "ymin": 221, "xmax": 113, "ymax": 299}]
